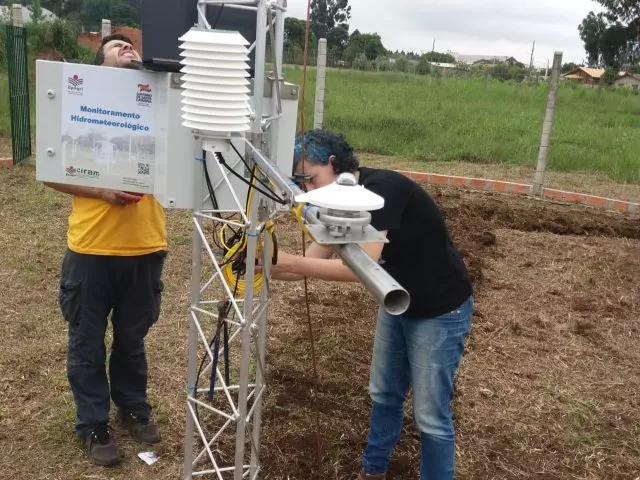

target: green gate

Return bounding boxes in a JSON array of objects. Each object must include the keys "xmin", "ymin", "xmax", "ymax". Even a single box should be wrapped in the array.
[{"xmin": 4, "ymin": 24, "xmax": 31, "ymax": 165}]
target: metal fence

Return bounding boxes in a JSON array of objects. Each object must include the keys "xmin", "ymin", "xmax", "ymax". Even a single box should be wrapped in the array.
[{"xmin": 4, "ymin": 23, "xmax": 31, "ymax": 165}]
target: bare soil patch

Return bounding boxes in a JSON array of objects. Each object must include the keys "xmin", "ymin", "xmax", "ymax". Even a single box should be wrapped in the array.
[{"xmin": 0, "ymin": 165, "xmax": 638, "ymax": 479}]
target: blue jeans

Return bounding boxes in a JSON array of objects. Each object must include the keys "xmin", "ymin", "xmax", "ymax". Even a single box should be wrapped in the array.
[{"xmin": 361, "ymin": 296, "xmax": 473, "ymax": 480}]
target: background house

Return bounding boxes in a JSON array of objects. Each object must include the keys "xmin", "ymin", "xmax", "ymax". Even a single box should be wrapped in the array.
[
  {"xmin": 614, "ymin": 72, "xmax": 640, "ymax": 91},
  {"xmin": 562, "ymin": 67, "xmax": 606, "ymax": 85}
]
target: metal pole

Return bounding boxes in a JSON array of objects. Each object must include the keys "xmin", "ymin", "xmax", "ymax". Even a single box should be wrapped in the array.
[
  {"xmin": 314, "ymin": 38, "xmax": 327, "ymax": 129},
  {"xmin": 249, "ymin": 199, "xmax": 272, "ymax": 478},
  {"xmin": 183, "ymin": 152, "xmax": 206, "ymax": 480},
  {"xmin": 268, "ymin": 0, "xmax": 285, "ymax": 164},
  {"xmin": 182, "ymin": 7, "xmax": 211, "ymax": 479},
  {"xmin": 273, "ymin": 1, "xmax": 285, "ymax": 74},
  {"xmin": 533, "ymin": 51, "xmax": 562, "ymax": 197},
  {"xmin": 252, "ymin": 0, "xmax": 268, "ymax": 135},
  {"xmin": 233, "ymin": 179, "xmax": 260, "ymax": 480}
]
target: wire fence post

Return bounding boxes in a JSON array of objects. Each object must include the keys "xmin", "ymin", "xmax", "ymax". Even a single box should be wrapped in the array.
[
  {"xmin": 101, "ymin": 19, "xmax": 111, "ymax": 39},
  {"xmin": 533, "ymin": 51, "xmax": 562, "ymax": 197},
  {"xmin": 313, "ymin": 38, "xmax": 327, "ymax": 129},
  {"xmin": 11, "ymin": 3, "xmax": 23, "ymax": 27}
]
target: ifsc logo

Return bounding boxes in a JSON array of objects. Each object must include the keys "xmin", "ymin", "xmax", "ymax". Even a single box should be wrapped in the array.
[
  {"xmin": 136, "ymin": 83, "xmax": 152, "ymax": 107},
  {"xmin": 67, "ymin": 74, "xmax": 84, "ymax": 95}
]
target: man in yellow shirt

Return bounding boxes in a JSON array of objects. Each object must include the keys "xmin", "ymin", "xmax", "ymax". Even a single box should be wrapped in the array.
[{"xmin": 44, "ymin": 34, "xmax": 167, "ymax": 466}]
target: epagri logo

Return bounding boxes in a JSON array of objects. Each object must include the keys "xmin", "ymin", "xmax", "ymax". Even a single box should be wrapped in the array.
[
  {"xmin": 65, "ymin": 165, "xmax": 100, "ymax": 178},
  {"xmin": 67, "ymin": 74, "xmax": 84, "ymax": 95},
  {"xmin": 136, "ymin": 83, "xmax": 152, "ymax": 106}
]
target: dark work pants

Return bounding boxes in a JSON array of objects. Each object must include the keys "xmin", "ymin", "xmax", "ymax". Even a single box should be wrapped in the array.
[{"xmin": 58, "ymin": 248, "xmax": 166, "ymax": 438}]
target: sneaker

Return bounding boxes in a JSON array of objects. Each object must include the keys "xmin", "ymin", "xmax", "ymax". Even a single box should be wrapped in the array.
[
  {"xmin": 84, "ymin": 424, "xmax": 121, "ymax": 466},
  {"xmin": 117, "ymin": 409, "xmax": 161, "ymax": 444},
  {"xmin": 360, "ymin": 469, "xmax": 386, "ymax": 480}
]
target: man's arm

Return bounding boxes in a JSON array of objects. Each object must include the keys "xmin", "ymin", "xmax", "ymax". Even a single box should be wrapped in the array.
[
  {"xmin": 267, "ymin": 240, "xmax": 333, "ymax": 281},
  {"xmin": 44, "ymin": 182, "xmax": 104, "ymax": 199},
  {"xmin": 270, "ymin": 231, "xmax": 387, "ymax": 282},
  {"xmin": 43, "ymin": 182, "xmax": 142, "ymax": 205}
]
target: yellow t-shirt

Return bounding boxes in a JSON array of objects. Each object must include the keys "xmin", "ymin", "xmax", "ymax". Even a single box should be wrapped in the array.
[{"xmin": 67, "ymin": 195, "xmax": 167, "ymax": 256}]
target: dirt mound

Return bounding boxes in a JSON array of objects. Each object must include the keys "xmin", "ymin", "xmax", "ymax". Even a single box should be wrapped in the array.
[
  {"xmin": 428, "ymin": 185, "xmax": 640, "ymax": 284},
  {"xmin": 34, "ymin": 48, "xmax": 65, "ymax": 61},
  {"xmin": 77, "ymin": 26, "xmax": 143, "ymax": 55}
]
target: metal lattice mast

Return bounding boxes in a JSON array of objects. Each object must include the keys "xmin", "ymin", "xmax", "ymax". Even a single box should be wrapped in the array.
[{"xmin": 182, "ymin": 1, "xmax": 286, "ymax": 478}]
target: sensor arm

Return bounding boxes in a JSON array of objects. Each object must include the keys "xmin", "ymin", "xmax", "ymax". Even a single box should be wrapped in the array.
[{"xmin": 271, "ymin": 232, "xmax": 387, "ymax": 282}]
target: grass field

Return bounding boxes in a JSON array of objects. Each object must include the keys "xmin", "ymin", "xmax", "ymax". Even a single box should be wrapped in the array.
[
  {"xmin": 1, "ymin": 65, "xmax": 640, "ymax": 182},
  {"xmin": 285, "ymin": 67, "xmax": 640, "ymax": 183}
]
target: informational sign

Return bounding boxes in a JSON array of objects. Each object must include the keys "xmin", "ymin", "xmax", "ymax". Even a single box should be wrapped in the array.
[{"xmin": 36, "ymin": 61, "xmax": 160, "ymax": 194}]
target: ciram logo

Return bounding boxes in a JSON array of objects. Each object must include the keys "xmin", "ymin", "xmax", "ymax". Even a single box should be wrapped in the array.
[
  {"xmin": 67, "ymin": 74, "xmax": 84, "ymax": 95},
  {"xmin": 136, "ymin": 83, "xmax": 152, "ymax": 106},
  {"xmin": 65, "ymin": 165, "xmax": 99, "ymax": 178}
]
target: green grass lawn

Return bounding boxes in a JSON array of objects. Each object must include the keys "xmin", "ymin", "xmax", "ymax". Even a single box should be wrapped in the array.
[
  {"xmin": 286, "ymin": 67, "xmax": 640, "ymax": 183},
  {"xmin": 2, "ymin": 65, "xmax": 639, "ymax": 182},
  {"xmin": 0, "ymin": 72, "xmax": 11, "ymax": 137}
]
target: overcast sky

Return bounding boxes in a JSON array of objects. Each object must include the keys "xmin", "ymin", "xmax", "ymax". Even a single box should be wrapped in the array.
[{"xmin": 286, "ymin": 0, "xmax": 605, "ymax": 67}]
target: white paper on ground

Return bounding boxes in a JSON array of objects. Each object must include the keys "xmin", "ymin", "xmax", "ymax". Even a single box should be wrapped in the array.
[{"xmin": 137, "ymin": 451, "xmax": 159, "ymax": 465}]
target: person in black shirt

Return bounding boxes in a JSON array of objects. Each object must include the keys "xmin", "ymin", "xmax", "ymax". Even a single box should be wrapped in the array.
[{"xmin": 271, "ymin": 129, "xmax": 473, "ymax": 480}]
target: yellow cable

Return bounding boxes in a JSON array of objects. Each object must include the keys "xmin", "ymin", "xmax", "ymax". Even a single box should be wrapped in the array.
[
  {"xmin": 292, "ymin": 203, "xmax": 311, "ymax": 235},
  {"xmin": 219, "ymin": 170, "xmax": 280, "ymax": 296}
]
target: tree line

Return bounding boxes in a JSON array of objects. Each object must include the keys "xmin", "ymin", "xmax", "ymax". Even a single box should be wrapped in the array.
[
  {"xmin": 7, "ymin": 0, "xmax": 637, "ymax": 79},
  {"xmin": 8, "ymin": 0, "xmax": 141, "ymax": 32},
  {"xmin": 578, "ymin": 0, "xmax": 639, "ymax": 71}
]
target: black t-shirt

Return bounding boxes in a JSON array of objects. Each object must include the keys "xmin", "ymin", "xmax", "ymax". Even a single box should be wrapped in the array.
[{"xmin": 357, "ymin": 167, "xmax": 472, "ymax": 318}]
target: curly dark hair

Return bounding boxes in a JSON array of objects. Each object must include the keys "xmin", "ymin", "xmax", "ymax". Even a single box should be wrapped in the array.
[
  {"xmin": 293, "ymin": 129, "xmax": 359, "ymax": 174},
  {"xmin": 94, "ymin": 34, "xmax": 135, "ymax": 65}
]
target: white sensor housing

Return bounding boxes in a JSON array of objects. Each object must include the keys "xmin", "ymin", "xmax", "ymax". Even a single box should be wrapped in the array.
[
  {"xmin": 295, "ymin": 173, "xmax": 385, "ymax": 211},
  {"xmin": 178, "ymin": 28, "xmax": 252, "ymax": 134}
]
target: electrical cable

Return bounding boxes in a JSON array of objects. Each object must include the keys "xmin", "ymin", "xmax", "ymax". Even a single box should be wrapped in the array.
[
  {"xmin": 228, "ymin": 142, "xmax": 285, "ymax": 203},
  {"xmin": 215, "ymin": 152, "xmax": 286, "ymax": 205},
  {"xmin": 296, "ymin": 0, "xmax": 323, "ymax": 469},
  {"xmin": 218, "ymin": 165, "xmax": 278, "ymax": 296},
  {"xmin": 211, "ymin": 4, "xmax": 225, "ymax": 30}
]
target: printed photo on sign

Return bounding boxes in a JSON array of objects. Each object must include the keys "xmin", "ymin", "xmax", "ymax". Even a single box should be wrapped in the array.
[{"xmin": 59, "ymin": 64, "xmax": 157, "ymax": 185}]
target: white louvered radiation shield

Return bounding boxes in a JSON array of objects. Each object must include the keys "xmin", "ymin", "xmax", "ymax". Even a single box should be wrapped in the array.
[{"xmin": 178, "ymin": 28, "xmax": 252, "ymax": 134}]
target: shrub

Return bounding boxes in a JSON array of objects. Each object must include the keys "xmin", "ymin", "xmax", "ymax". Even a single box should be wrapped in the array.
[{"xmin": 27, "ymin": 18, "xmax": 81, "ymax": 60}]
